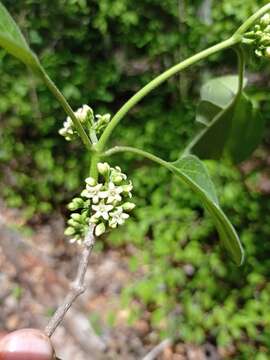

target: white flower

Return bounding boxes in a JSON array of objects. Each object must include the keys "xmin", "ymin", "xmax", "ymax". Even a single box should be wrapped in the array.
[
  {"xmin": 109, "ymin": 207, "xmax": 129, "ymax": 228},
  {"xmin": 75, "ymin": 105, "xmax": 93, "ymax": 123},
  {"xmin": 82, "ymin": 183, "xmax": 103, "ymax": 203},
  {"xmin": 100, "ymin": 182, "xmax": 123, "ymax": 204},
  {"xmin": 59, "ymin": 116, "xmax": 76, "ymax": 141},
  {"xmin": 92, "ymin": 202, "xmax": 113, "ymax": 220}
]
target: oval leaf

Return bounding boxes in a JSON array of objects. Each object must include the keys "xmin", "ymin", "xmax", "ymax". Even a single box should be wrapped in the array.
[
  {"xmin": 188, "ymin": 99, "xmax": 237, "ymax": 160},
  {"xmin": 0, "ymin": 2, "xmax": 39, "ymax": 68},
  {"xmin": 196, "ymin": 100, "xmax": 221, "ymax": 126},
  {"xmin": 200, "ymin": 75, "xmax": 247, "ymax": 108},
  {"xmin": 227, "ymin": 96, "xmax": 265, "ymax": 163},
  {"xmin": 168, "ymin": 155, "xmax": 244, "ymax": 265}
]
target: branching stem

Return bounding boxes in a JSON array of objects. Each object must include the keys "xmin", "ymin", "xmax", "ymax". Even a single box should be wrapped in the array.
[
  {"xmin": 44, "ymin": 227, "xmax": 95, "ymax": 337},
  {"xmin": 97, "ymin": 3, "xmax": 270, "ymax": 152}
]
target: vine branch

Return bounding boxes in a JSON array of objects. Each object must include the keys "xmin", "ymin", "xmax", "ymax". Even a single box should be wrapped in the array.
[{"xmin": 44, "ymin": 226, "xmax": 95, "ymax": 337}]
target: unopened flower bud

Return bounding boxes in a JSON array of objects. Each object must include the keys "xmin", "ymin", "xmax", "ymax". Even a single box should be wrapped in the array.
[
  {"xmin": 81, "ymin": 210, "xmax": 89, "ymax": 220},
  {"xmin": 265, "ymin": 47, "xmax": 270, "ymax": 58},
  {"xmin": 64, "ymin": 227, "xmax": 76, "ymax": 236},
  {"xmin": 122, "ymin": 182, "xmax": 133, "ymax": 194},
  {"xmin": 261, "ymin": 13, "xmax": 270, "ymax": 27},
  {"xmin": 81, "ymin": 189, "xmax": 89, "ymax": 197},
  {"xmin": 71, "ymin": 213, "xmax": 81, "ymax": 221},
  {"xmin": 95, "ymin": 222, "xmax": 106, "ymax": 236},
  {"xmin": 122, "ymin": 202, "xmax": 136, "ymax": 211},
  {"xmin": 85, "ymin": 177, "xmax": 96, "ymax": 186},
  {"xmin": 67, "ymin": 219, "xmax": 79, "ymax": 227},
  {"xmin": 111, "ymin": 175, "xmax": 122, "ymax": 185},
  {"xmin": 90, "ymin": 214, "xmax": 99, "ymax": 224},
  {"xmin": 260, "ymin": 34, "xmax": 270, "ymax": 45},
  {"xmin": 75, "ymin": 105, "xmax": 93, "ymax": 123},
  {"xmin": 68, "ymin": 198, "xmax": 83, "ymax": 211},
  {"xmin": 97, "ymin": 162, "xmax": 110, "ymax": 176}
]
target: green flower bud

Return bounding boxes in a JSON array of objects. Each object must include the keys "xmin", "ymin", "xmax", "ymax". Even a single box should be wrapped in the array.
[
  {"xmin": 90, "ymin": 214, "xmax": 99, "ymax": 224},
  {"xmin": 67, "ymin": 219, "xmax": 79, "ymax": 227},
  {"xmin": 71, "ymin": 213, "xmax": 82, "ymax": 221},
  {"xmin": 260, "ymin": 34, "xmax": 270, "ymax": 45},
  {"xmin": 111, "ymin": 175, "xmax": 123, "ymax": 184},
  {"xmin": 81, "ymin": 189, "xmax": 89, "ymax": 197},
  {"xmin": 265, "ymin": 25, "xmax": 270, "ymax": 33},
  {"xmin": 85, "ymin": 177, "xmax": 96, "ymax": 186},
  {"xmin": 97, "ymin": 162, "xmax": 110, "ymax": 176},
  {"xmin": 122, "ymin": 182, "xmax": 133, "ymax": 194},
  {"xmin": 122, "ymin": 202, "xmax": 136, "ymax": 211},
  {"xmin": 265, "ymin": 47, "xmax": 270, "ymax": 58},
  {"xmin": 68, "ymin": 197, "xmax": 84, "ymax": 211},
  {"xmin": 255, "ymin": 48, "xmax": 262, "ymax": 57},
  {"xmin": 81, "ymin": 210, "xmax": 89, "ymax": 220},
  {"xmin": 261, "ymin": 13, "xmax": 270, "ymax": 27},
  {"xmin": 64, "ymin": 227, "xmax": 76, "ymax": 236},
  {"xmin": 95, "ymin": 222, "xmax": 106, "ymax": 236}
]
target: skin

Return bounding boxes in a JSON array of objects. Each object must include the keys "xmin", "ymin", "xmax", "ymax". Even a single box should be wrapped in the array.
[{"xmin": 0, "ymin": 329, "xmax": 56, "ymax": 360}]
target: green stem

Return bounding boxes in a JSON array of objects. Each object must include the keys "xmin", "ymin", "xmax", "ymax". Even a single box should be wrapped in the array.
[
  {"xmin": 38, "ymin": 66, "xmax": 92, "ymax": 151},
  {"xmin": 97, "ymin": 36, "xmax": 239, "ymax": 151},
  {"xmin": 89, "ymin": 153, "xmax": 100, "ymax": 180},
  {"xmin": 97, "ymin": 3, "xmax": 270, "ymax": 152},
  {"xmin": 104, "ymin": 146, "xmax": 169, "ymax": 168},
  {"xmin": 235, "ymin": 45, "xmax": 245, "ymax": 93},
  {"xmin": 182, "ymin": 45, "xmax": 245, "ymax": 157},
  {"xmin": 234, "ymin": 3, "xmax": 270, "ymax": 36},
  {"xmin": 90, "ymin": 129, "xmax": 98, "ymax": 144}
]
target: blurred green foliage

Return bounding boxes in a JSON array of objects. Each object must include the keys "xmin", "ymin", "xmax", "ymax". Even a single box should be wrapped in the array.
[{"xmin": 1, "ymin": 0, "xmax": 270, "ymax": 357}]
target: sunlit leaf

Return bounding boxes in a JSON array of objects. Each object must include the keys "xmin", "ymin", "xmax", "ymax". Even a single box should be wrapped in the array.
[{"xmin": 200, "ymin": 75, "xmax": 247, "ymax": 108}]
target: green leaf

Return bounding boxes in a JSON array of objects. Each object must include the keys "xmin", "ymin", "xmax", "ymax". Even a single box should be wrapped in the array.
[
  {"xmin": 200, "ymin": 75, "xmax": 247, "ymax": 108},
  {"xmin": 106, "ymin": 147, "xmax": 244, "ymax": 265},
  {"xmin": 196, "ymin": 101, "xmax": 221, "ymax": 126},
  {"xmin": 191, "ymin": 100, "xmax": 237, "ymax": 160},
  {"xmin": 191, "ymin": 94, "xmax": 264, "ymax": 164},
  {"xmin": 169, "ymin": 155, "xmax": 244, "ymax": 265},
  {"xmin": 0, "ymin": 2, "xmax": 39, "ymax": 68},
  {"xmin": 189, "ymin": 74, "xmax": 262, "ymax": 163},
  {"xmin": 195, "ymin": 76, "xmax": 247, "ymax": 126},
  {"xmin": 227, "ymin": 96, "xmax": 265, "ymax": 163}
]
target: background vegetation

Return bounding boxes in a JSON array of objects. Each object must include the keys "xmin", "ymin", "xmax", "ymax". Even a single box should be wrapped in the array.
[{"xmin": 1, "ymin": 0, "xmax": 270, "ymax": 358}]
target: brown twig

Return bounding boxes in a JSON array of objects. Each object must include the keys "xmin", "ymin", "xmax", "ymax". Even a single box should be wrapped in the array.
[
  {"xmin": 44, "ymin": 227, "xmax": 95, "ymax": 337},
  {"xmin": 142, "ymin": 339, "xmax": 172, "ymax": 360}
]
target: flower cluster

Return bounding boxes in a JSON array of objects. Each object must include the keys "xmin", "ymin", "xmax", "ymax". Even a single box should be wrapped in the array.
[
  {"xmin": 59, "ymin": 104, "xmax": 111, "ymax": 141},
  {"xmin": 243, "ymin": 13, "xmax": 270, "ymax": 58},
  {"xmin": 59, "ymin": 105, "xmax": 94, "ymax": 141},
  {"xmin": 64, "ymin": 163, "xmax": 135, "ymax": 243}
]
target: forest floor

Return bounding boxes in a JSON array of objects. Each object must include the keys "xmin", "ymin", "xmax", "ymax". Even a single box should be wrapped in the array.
[{"xmin": 0, "ymin": 201, "xmax": 222, "ymax": 360}]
